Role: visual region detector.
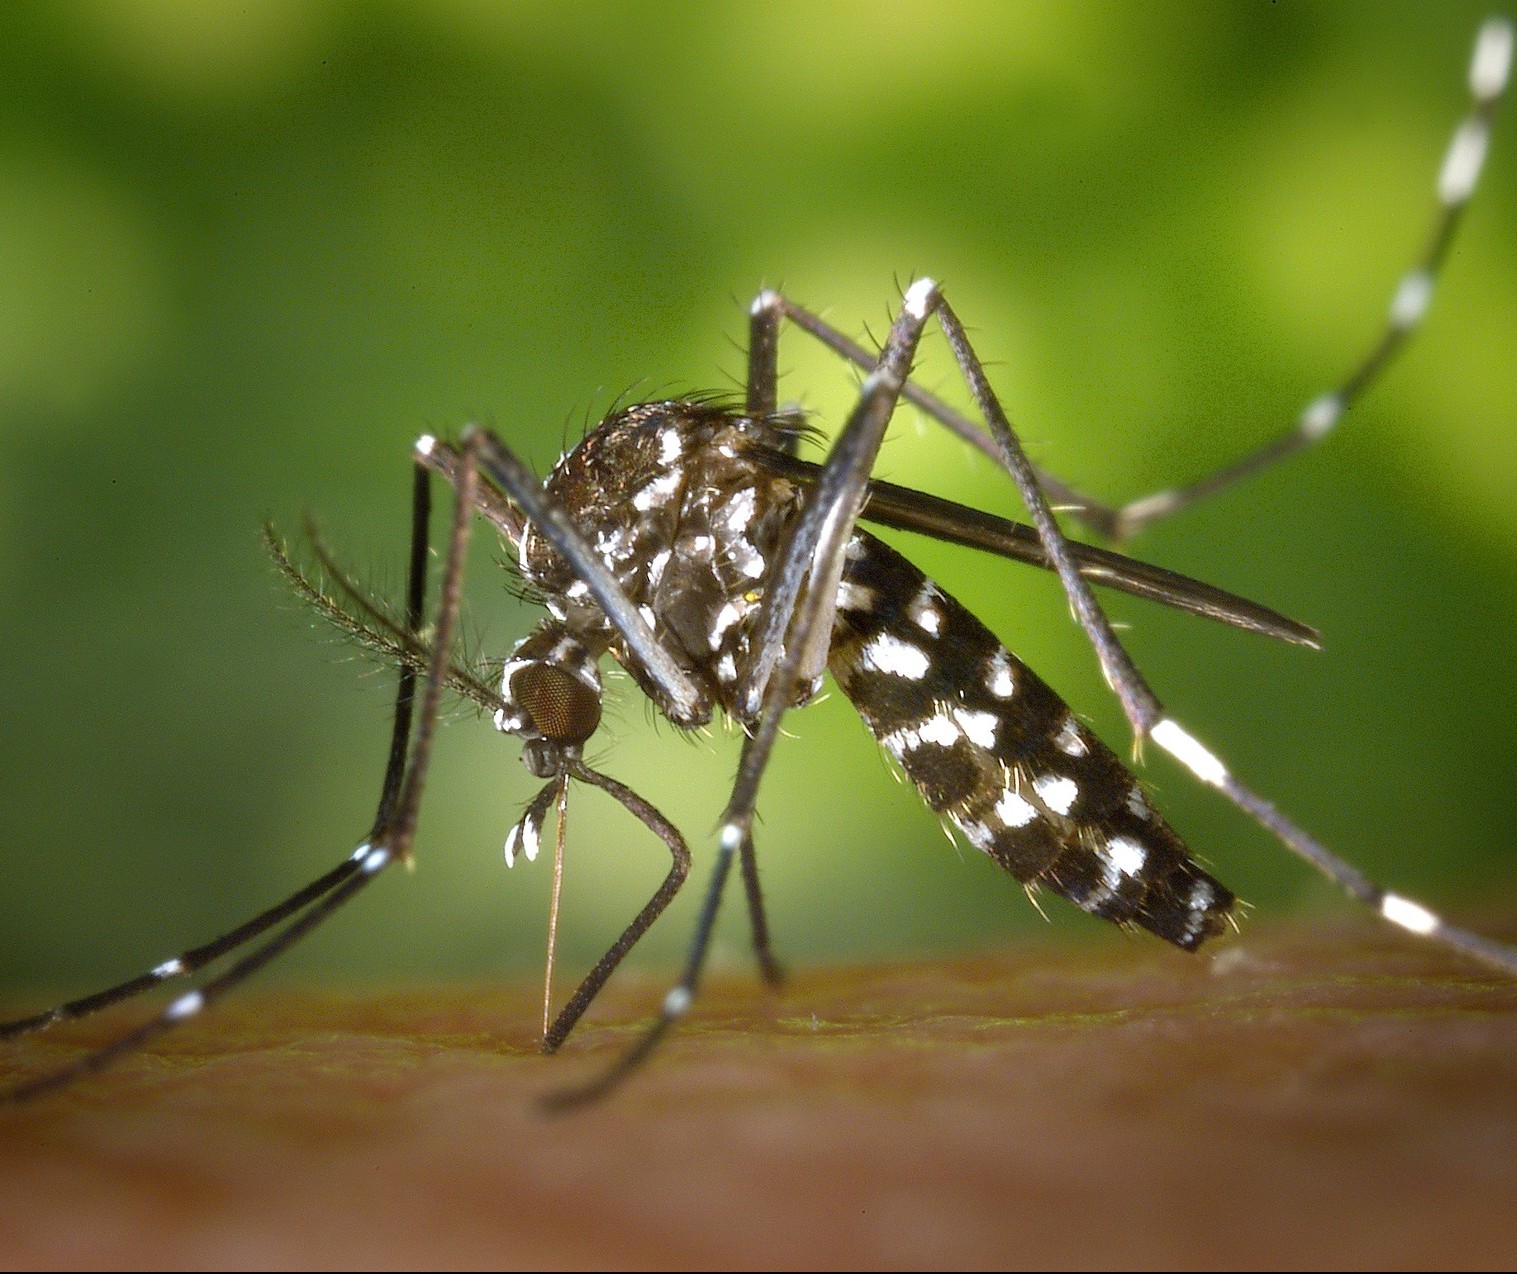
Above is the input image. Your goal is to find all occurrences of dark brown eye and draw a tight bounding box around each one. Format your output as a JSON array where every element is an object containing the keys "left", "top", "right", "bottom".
[{"left": 510, "top": 661, "right": 601, "bottom": 746}]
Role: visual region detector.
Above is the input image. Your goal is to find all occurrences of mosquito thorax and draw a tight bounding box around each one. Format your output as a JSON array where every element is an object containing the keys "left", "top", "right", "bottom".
[{"left": 520, "top": 401, "right": 806, "bottom": 723}]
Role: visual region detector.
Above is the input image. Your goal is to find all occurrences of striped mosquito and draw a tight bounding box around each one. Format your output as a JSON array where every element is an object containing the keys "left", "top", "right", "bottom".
[{"left": 3, "top": 17, "right": 1513, "bottom": 1109}]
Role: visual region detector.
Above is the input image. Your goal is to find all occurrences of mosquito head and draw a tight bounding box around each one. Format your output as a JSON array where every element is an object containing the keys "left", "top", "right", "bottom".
[{"left": 495, "top": 621, "right": 604, "bottom": 777}]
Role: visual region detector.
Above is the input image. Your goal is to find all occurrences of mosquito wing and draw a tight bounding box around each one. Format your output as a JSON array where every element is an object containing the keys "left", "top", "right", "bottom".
[{"left": 756, "top": 448, "right": 1318, "bottom": 648}]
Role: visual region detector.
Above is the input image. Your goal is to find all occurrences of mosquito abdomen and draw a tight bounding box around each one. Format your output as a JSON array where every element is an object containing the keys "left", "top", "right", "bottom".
[{"left": 829, "top": 529, "right": 1234, "bottom": 950}]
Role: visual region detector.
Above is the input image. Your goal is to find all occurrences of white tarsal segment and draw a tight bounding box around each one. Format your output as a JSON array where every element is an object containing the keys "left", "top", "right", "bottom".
[
  {"left": 903, "top": 277, "right": 938, "bottom": 319},
  {"left": 1121, "top": 488, "right": 1179, "bottom": 526},
  {"left": 360, "top": 845, "right": 391, "bottom": 874},
  {"left": 1151, "top": 718, "right": 1229, "bottom": 786},
  {"left": 860, "top": 631, "right": 931, "bottom": 680},
  {"left": 1439, "top": 117, "right": 1490, "bottom": 205},
  {"left": 166, "top": 990, "right": 205, "bottom": 1022},
  {"left": 1033, "top": 773, "right": 1078, "bottom": 816},
  {"left": 1473, "top": 18, "right": 1514, "bottom": 101},
  {"left": 152, "top": 957, "right": 186, "bottom": 979},
  {"left": 1389, "top": 269, "right": 1433, "bottom": 330},
  {"left": 1298, "top": 392, "right": 1344, "bottom": 441},
  {"left": 1381, "top": 892, "right": 1442, "bottom": 936},
  {"left": 663, "top": 986, "right": 693, "bottom": 1018},
  {"left": 414, "top": 433, "right": 437, "bottom": 458}
]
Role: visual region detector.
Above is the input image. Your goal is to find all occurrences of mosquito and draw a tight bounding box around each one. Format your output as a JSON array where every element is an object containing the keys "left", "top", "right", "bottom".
[{"left": 3, "top": 17, "right": 1513, "bottom": 1110}]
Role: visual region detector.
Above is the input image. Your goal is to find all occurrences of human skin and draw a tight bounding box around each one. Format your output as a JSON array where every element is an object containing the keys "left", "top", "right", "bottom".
[{"left": 2, "top": 919, "right": 1515, "bottom": 1269}]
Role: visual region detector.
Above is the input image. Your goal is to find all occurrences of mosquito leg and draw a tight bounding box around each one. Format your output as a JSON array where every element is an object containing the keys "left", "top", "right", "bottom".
[
  {"left": 923, "top": 287, "right": 1517, "bottom": 979},
  {"left": 1152, "top": 721, "right": 1517, "bottom": 977},
  {"left": 376, "top": 461, "right": 433, "bottom": 831},
  {"left": 740, "top": 281, "right": 944, "bottom": 719},
  {"left": 1100, "top": 17, "right": 1513, "bottom": 541},
  {"left": 0, "top": 858, "right": 396, "bottom": 1102},
  {"left": 738, "top": 838, "right": 784, "bottom": 989},
  {"left": 738, "top": 286, "right": 794, "bottom": 989},
  {"left": 928, "top": 293, "right": 1164, "bottom": 738},
  {"left": 0, "top": 857, "right": 364, "bottom": 1044},
  {"left": 540, "top": 816, "right": 735, "bottom": 1113},
  {"left": 0, "top": 462, "right": 453, "bottom": 1100},
  {"left": 540, "top": 763, "right": 691, "bottom": 1054},
  {"left": 543, "top": 283, "right": 945, "bottom": 1108},
  {"left": 764, "top": 21, "right": 1512, "bottom": 545},
  {"left": 746, "top": 287, "right": 782, "bottom": 418}
]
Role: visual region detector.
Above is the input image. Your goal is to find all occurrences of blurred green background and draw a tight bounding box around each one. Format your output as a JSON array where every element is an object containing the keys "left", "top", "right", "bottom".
[{"left": 1, "top": 0, "right": 1514, "bottom": 1004}]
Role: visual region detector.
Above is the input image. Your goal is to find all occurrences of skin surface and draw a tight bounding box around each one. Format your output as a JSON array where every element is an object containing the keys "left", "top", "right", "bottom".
[{"left": 2, "top": 919, "right": 1515, "bottom": 1270}]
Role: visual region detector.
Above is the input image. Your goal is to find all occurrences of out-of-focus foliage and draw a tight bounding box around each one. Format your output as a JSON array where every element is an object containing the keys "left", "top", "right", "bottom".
[{"left": 1, "top": 1, "right": 1513, "bottom": 990}]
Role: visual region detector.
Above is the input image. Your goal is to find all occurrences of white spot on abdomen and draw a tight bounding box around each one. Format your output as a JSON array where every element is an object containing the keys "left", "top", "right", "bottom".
[
  {"left": 985, "top": 650, "right": 1016, "bottom": 699},
  {"left": 1052, "top": 716, "right": 1089, "bottom": 757},
  {"left": 1104, "top": 835, "right": 1147, "bottom": 878},
  {"left": 836, "top": 579, "right": 877, "bottom": 615},
  {"left": 994, "top": 789, "right": 1037, "bottom": 828},
  {"left": 1033, "top": 773, "right": 1078, "bottom": 816},
  {"left": 860, "top": 632, "right": 931, "bottom": 680},
  {"left": 951, "top": 706, "right": 998, "bottom": 751},
  {"left": 907, "top": 581, "right": 944, "bottom": 635}
]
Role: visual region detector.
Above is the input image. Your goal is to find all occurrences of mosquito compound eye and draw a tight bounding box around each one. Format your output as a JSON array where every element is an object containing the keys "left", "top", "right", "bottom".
[{"left": 509, "top": 660, "right": 601, "bottom": 746}]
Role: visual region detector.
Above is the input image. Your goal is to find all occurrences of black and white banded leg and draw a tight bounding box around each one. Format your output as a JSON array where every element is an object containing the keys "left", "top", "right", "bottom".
[
  {"left": 0, "top": 410, "right": 701, "bottom": 1098},
  {"left": 759, "top": 18, "right": 1513, "bottom": 545},
  {"left": 0, "top": 449, "right": 480, "bottom": 1102}
]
